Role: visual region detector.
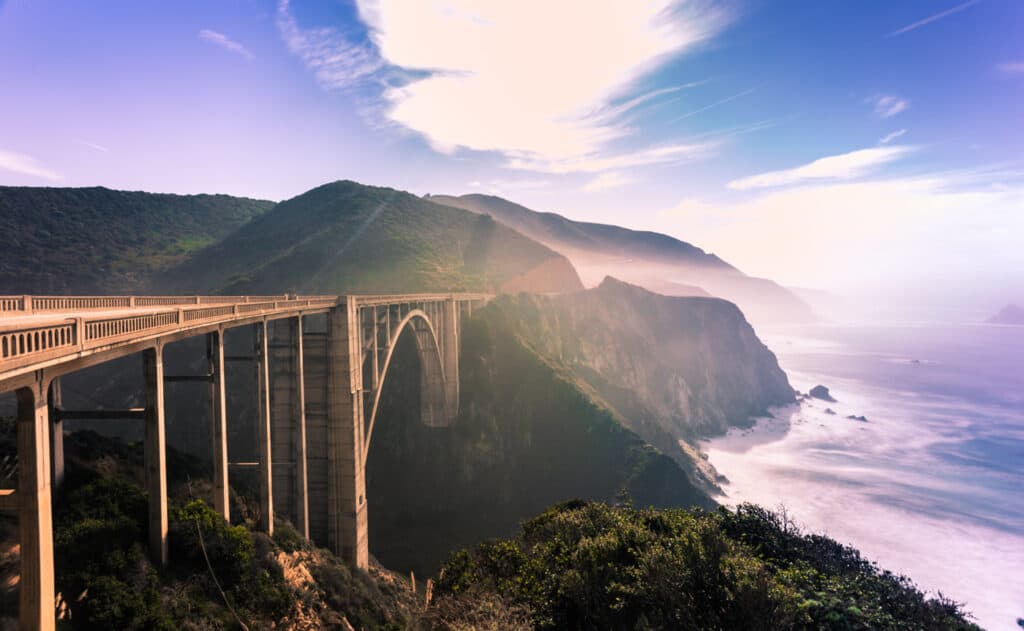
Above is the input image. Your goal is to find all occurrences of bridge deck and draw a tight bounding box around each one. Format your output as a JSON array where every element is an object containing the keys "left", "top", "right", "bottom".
[{"left": 0, "top": 293, "right": 490, "bottom": 391}]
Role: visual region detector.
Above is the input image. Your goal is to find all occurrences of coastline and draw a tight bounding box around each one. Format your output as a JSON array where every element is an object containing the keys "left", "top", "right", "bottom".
[{"left": 702, "top": 323, "right": 1024, "bottom": 630}]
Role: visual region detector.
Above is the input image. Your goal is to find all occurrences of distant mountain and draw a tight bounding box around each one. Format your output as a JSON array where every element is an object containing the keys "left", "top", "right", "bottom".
[
  {"left": 164, "top": 181, "right": 583, "bottom": 295},
  {"left": 987, "top": 303, "right": 1024, "bottom": 325},
  {"left": 0, "top": 185, "right": 273, "bottom": 293},
  {"left": 428, "top": 193, "right": 816, "bottom": 325}
]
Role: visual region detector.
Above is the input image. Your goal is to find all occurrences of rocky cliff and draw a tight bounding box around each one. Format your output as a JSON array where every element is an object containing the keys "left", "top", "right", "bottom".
[{"left": 492, "top": 277, "right": 794, "bottom": 458}]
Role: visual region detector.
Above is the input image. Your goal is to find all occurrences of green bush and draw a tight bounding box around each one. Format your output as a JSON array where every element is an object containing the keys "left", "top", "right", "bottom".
[
  {"left": 434, "top": 501, "right": 980, "bottom": 631},
  {"left": 168, "top": 499, "right": 295, "bottom": 620}
]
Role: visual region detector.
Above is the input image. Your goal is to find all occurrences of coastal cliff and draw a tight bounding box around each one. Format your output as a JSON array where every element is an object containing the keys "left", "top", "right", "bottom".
[{"left": 494, "top": 278, "right": 794, "bottom": 447}]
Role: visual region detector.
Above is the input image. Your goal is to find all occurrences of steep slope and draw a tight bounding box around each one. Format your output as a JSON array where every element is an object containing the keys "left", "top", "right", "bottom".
[
  {"left": 490, "top": 278, "right": 794, "bottom": 470},
  {"left": 366, "top": 301, "right": 713, "bottom": 576},
  {"left": 164, "top": 181, "right": 583, "bottom": 295},
  {"left": 0, "top": 186, "right": 273, "bottom": 293},
  {"left": 429, "top": 193, "right": 816, "bottom": 324}
]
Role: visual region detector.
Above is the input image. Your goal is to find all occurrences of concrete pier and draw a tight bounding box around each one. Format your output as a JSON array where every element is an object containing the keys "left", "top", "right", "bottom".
[
  {"left": 143, "top": 346, "right": 168, "bottom": 566},
  {"left": 17, "top": 382, "right": 55, "bottom": 631}
]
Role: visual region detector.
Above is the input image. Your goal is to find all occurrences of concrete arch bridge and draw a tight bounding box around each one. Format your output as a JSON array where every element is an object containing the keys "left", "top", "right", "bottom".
[{"left": 0, "top": 293, "right": 489, "bottom": 630}]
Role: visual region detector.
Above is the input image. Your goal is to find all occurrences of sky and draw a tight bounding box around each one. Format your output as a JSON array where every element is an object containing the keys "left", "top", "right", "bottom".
[{"left": 0, "top": 0, "right": 1022, "bottom": 302}]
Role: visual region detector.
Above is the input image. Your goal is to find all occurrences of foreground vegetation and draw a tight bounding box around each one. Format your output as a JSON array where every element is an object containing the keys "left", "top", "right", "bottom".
[
  {"left": 0, "top": 421, "right": 980, "bottom": 629},
  {"left": 431, "top": 500, "right": 980, "bottom": 630}
]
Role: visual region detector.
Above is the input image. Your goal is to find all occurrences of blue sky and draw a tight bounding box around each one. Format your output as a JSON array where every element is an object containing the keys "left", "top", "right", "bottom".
[{"left": 0, "top": 0, "right": 1022, "bottom": 299}]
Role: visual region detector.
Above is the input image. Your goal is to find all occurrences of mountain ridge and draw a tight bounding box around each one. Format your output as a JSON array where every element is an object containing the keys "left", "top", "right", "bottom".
[{"left": 428, "top": 192, "right": 817, "bottom": 324}]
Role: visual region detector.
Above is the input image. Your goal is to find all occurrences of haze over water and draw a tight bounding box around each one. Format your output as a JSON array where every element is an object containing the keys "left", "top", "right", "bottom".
[{"left": 704, "top": 322, "right": 1024, "bottom": 630}]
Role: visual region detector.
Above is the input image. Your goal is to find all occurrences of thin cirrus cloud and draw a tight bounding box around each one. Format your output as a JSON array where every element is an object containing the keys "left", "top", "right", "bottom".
[
  {"left": 867, "top": 95, "right": 910, "bottom": 118},
  {"left": 885, "top": 0, "right": 981, "bottom": 38},
  {"left": 198, "top": 29, "right": 254, "bottom": 59},
  {"left": 879, "top": 129, "right": 907, "bottom": 145},
  {"left": 279, "top": 0, "right": 732, "bottom": 175},
  {"left": 0, "top": 149, "right": 62, "bottom": 181},
  {"left": 276, "top": 1, "right": 380, "bottom": 89},
  {"left": 727, "top": 145, "right": 912, "bottom": 190},
  {"left": 75, "top": 139, "right": 110, "bottom": 153},
  {"left": 505, "top": 141, "right": 718, "bottom": 175}
]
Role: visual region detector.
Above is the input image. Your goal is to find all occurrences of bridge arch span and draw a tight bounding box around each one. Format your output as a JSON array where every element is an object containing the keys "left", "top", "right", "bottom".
[{"left": 363, "top": 308, "right": 450, "bottom": 457}]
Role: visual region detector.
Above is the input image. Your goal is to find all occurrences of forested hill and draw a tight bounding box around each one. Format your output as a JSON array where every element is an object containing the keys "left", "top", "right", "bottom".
[
  {"left": 159, "top": 180, "right": 583, "bottom": 295},
  {"left": 0, "top": 181, "right": 584, "bottom": 296},
  {"left": 0, "top": 186, "right": 273, "bottom": 293}
]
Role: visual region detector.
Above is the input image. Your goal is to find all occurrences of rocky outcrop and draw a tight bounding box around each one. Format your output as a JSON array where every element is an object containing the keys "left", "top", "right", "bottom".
[{"left": 809, "top": 385, "right": 836, "bottom": 401}]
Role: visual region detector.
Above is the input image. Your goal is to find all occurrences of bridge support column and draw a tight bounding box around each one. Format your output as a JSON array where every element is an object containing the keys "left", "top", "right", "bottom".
[
  {"left": 293, "top": 317, "right": 310, "bottom": 538},
  {"left": 255, "top": 322, "right": 274, "bottom": 534},
  {"left": 442, "top": 297, "right": 459, "bottom": 420},
  {"left": 269, "top": 317, "right": 309, "bottom": 537},
  {"left": 143, "top": 346, "right": 168, "bottom": 567},
  {"left": 48, "top": 377, "right": 64, "bottom": 492},
  {"left": 327, "top": 298, "right": 368, "bottom": 570},
  {"left": 17, "top": 381, "right": 55, "bottom": 631},
  {"left": 208, "top": 331, "right": 230, "bottom": 522}
]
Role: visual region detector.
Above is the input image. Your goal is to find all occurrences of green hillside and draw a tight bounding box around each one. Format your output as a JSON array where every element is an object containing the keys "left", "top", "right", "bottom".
[
  {"left": 0, "top": 186, "right": 273, "bottom": 294},
  {"left": 162, "top": 180, "right": 583, "bottom": 295}
]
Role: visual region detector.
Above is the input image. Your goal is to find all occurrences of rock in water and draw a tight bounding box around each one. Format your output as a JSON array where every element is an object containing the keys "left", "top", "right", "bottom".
[{"left": 809, "top": 385, "right": 836, "bottom": 402}]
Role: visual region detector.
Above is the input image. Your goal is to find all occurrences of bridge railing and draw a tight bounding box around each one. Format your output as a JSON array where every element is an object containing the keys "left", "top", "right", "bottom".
[
  {"left": 0, "top": 295, "right": 300, "bottom": 313},
  {"left": 0, "top": 296, "right": 339, "bottom": 376},
  {"left": 352, "top": 293, "right": 492, "bottom": 307}
]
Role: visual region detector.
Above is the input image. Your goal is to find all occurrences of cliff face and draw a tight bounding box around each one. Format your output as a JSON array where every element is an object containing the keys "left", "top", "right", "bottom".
[
  {"left": 496, "top": 278, "right": 794, "bottom": 444},
  {"left": 366, "top": 303, "right": 711, "bottom": 576}
]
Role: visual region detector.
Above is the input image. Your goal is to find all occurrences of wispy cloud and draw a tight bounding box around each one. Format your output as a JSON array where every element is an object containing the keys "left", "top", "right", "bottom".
[
  {"left": 276, "top": 0, "right": 381, "bottom": 89},
  {"left": 581, "top": 171, "right": 634, "bottom": 193},
  {"left": 198, "top": 29, "right": 254, "bottom": 60},
  {"left": 507, "top": 142, "right": 718, "bottom": 174},
  {"left": 885, "top": 0, "right": 981, "bottom": 37},
  {"left": 280, "top": 1, "right": 733, "bottom": 173},
  {"left": 879, "top": 129, "right": 907, "bottom": 145},
  {"left": 669, "top": 87, "right": 757, "bottom": 123},
  {"left": 75, "top": 139, "right": 109, "bottom": 152},
  {"left": 0, "top": 149, "right": 62, "bottom": 181},
  {"left": 465, "top": 178, "right": 553, "bottom": 195},
  {"left": 867, "top": 95, "right": 910, "bottom": 118},
  {"left": 995, "top": 62, "right": 1024, "bottom": 75},
  {"left": 727, "top": 145, "right": 912, "bottom": 190}
]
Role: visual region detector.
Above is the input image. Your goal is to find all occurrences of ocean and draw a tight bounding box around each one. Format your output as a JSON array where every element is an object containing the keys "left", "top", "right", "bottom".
[{"left": 703, "top": 322, "right": 1024, "bottom": 630}]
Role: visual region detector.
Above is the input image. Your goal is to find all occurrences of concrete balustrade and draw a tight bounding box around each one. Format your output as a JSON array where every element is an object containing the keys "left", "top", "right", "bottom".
[{"left": 0, "top": 293, "right": 490, "bottom": 629}]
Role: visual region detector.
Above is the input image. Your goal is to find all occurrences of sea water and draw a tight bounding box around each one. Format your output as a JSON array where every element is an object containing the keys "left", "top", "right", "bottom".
[{"left": 703, "top": 322, "right": 1024, "bottom": 630}]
